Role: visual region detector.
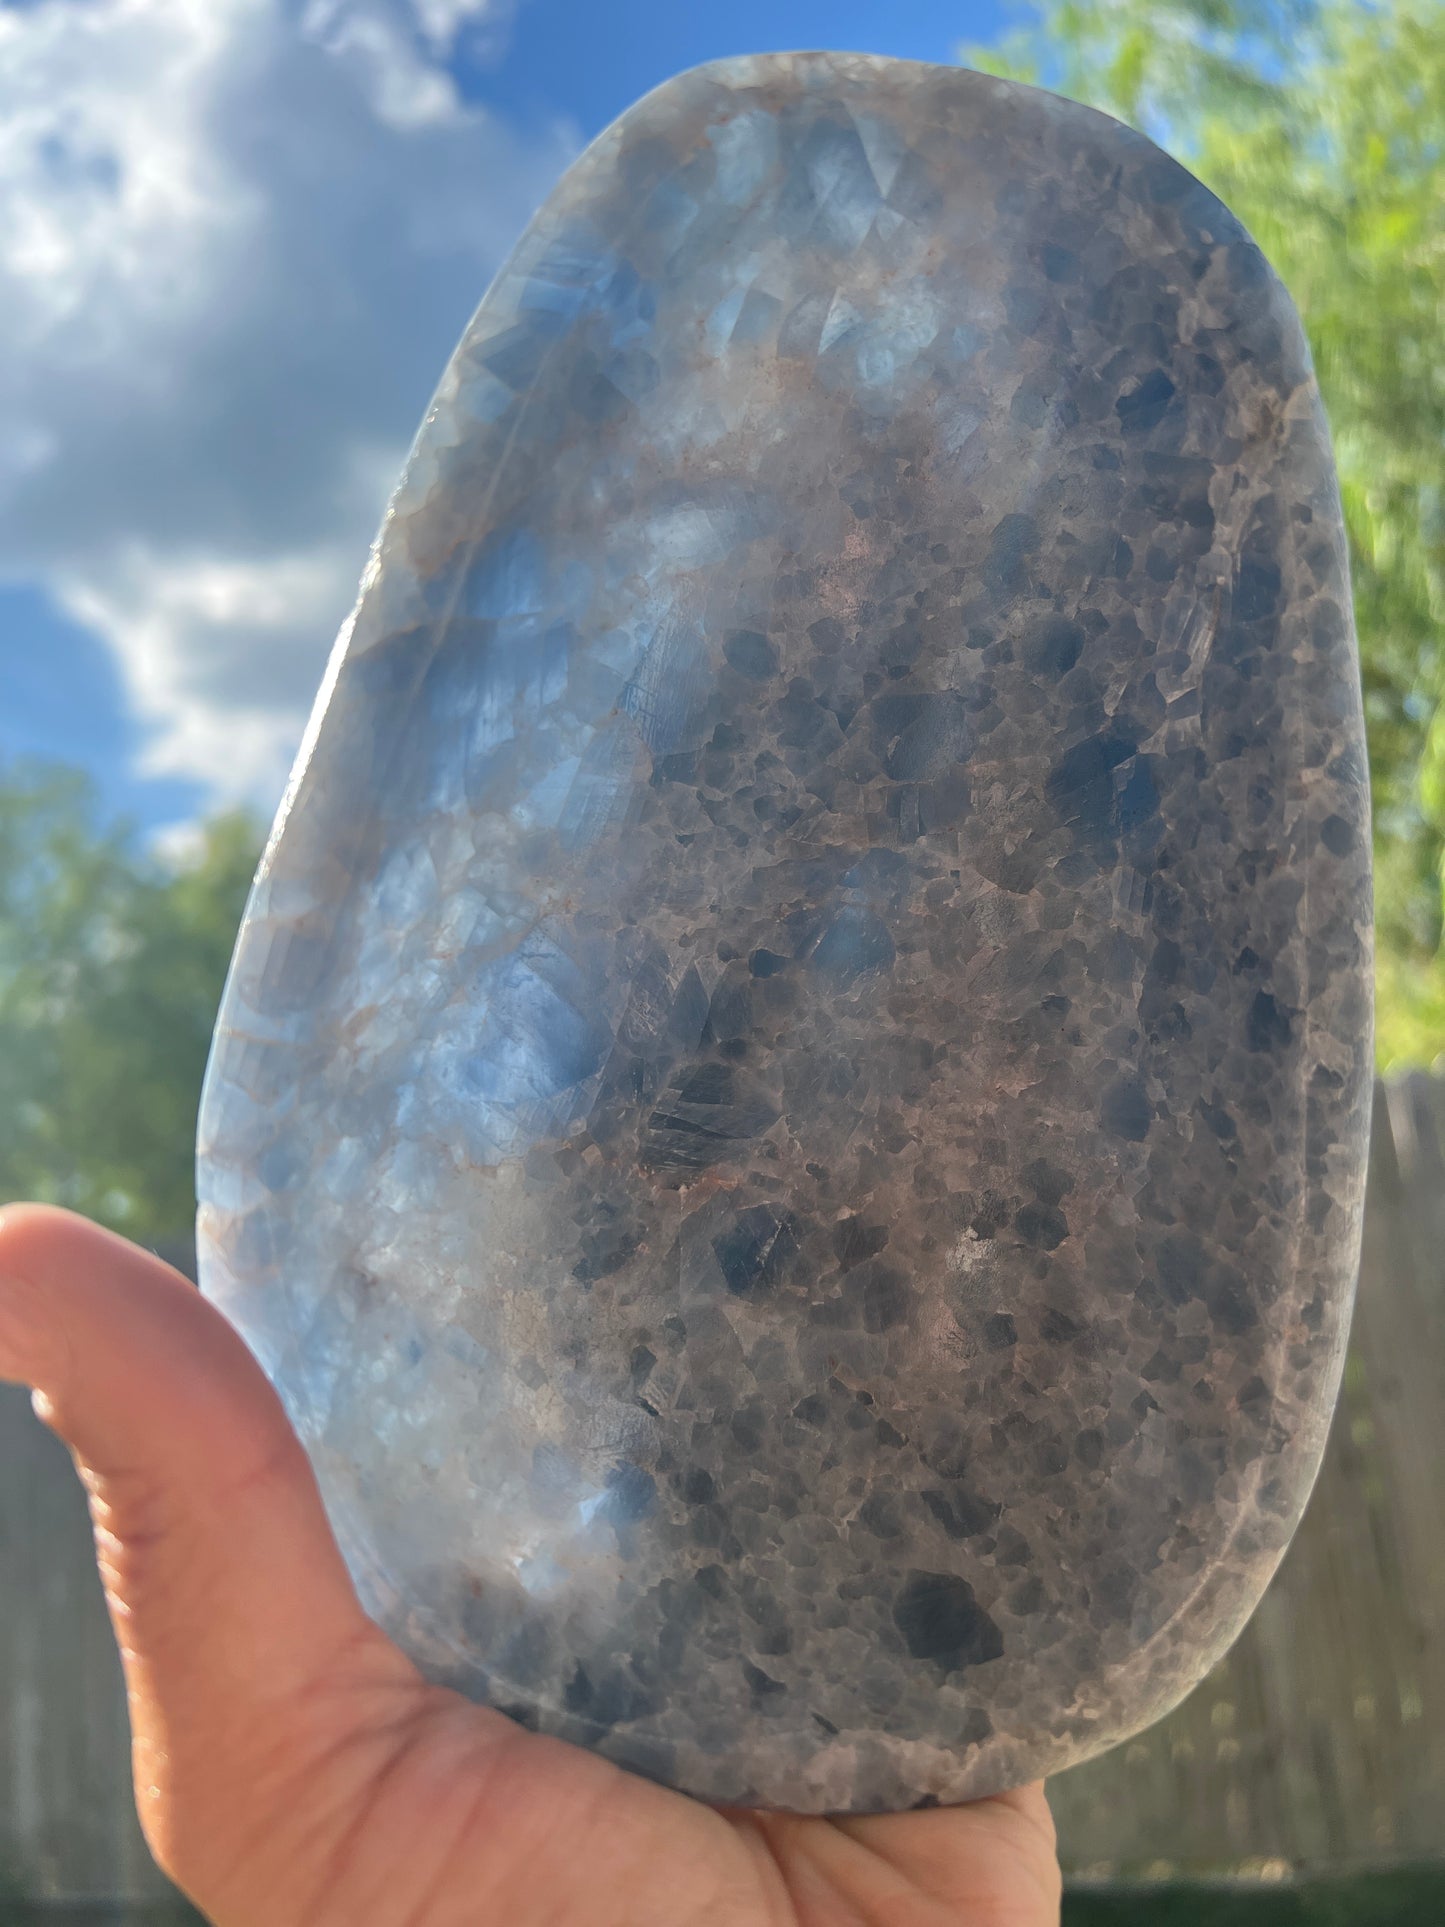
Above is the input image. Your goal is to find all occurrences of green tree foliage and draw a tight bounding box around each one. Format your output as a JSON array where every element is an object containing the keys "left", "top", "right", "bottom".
[
  {"left": 965, "top": 0, "right": 1445, "bottom": 1067},
  {"left": 0, "top": 764, "right": 260, "bottom": 1245}
]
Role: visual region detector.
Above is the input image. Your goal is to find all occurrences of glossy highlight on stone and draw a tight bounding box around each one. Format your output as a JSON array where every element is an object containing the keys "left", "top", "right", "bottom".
[{"left": 197, "top": 52, "right": 1374, "bottom": 1811}]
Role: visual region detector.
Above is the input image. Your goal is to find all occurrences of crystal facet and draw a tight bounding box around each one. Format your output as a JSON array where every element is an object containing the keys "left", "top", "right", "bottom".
[{"left": 198, "top": 52, "right": 1373, "bottom": 1811}]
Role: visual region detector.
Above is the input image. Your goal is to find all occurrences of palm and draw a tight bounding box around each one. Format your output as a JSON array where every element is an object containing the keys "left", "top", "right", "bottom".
[
  {"left": 219, "top": 1679, "right": 1058, "bottom": 1926},
  {"left": 231, "top": 1678, "right": 1058, "bottom": 1925},
  {"left": 0, "top": 1206, "right": 1060, "bottom": 1927}
]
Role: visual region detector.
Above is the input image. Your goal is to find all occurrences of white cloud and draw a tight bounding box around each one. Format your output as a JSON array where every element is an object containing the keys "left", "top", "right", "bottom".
[
  {"left": 404, "top": 0, "right": 516, "bottom": 59},
  {"left": 0, "top": 0, "right": 576, "bottom": 816},
  {"left": 60, "top": 540, "right": 367, "bottom": 797}
]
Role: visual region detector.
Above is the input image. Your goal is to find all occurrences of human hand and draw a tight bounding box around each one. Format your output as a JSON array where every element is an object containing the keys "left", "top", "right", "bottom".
[{"left": 0, "top": 1204, "right": 1061, "bottom": 1926}]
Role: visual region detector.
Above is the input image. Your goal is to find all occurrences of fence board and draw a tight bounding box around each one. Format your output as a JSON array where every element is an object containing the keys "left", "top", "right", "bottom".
[{"left": 2, "top": 1079, "right": 1442, "bottom": 1898}]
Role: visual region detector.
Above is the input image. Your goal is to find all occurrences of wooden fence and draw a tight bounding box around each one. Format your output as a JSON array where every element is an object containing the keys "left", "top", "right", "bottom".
[{"left": 2, "top": 1078, "right": 1442, "bottom": 1903}]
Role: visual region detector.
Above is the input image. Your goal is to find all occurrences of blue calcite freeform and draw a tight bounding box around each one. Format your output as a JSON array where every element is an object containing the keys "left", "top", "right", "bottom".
[{"left": 197, "top": 52, "right": 1374, "bottom": 1811}]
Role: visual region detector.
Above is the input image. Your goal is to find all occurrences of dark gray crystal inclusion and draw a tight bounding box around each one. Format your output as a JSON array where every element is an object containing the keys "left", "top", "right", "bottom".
[{"left": 198, "top": 52, "right": 1373, "bottom": 1811}]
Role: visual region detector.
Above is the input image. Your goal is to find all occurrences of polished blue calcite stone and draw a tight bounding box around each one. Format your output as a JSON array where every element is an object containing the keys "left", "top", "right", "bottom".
[{"left": 197, "top": 52, "right": 1373, "bottom": 1811}]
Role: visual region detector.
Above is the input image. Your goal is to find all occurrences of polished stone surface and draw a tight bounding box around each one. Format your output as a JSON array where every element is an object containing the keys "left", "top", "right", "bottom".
[{"left": 197, "top": 52, "right": 1374, "bottom": 1811}]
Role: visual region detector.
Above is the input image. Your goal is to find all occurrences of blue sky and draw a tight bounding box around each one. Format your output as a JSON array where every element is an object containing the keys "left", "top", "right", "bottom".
[
  {"left": 0, "top": 0, "right": 1012, "bottom": 845},
  {"left": 461, "top": 3, "right": 1009, "bottom": 134}
]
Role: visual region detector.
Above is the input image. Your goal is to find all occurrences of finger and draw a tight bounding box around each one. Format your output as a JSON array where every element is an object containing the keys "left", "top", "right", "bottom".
[
  {"left": 0, "top": 1205, "right": 419, "bottom": 1873},
  {"left": 737, "top": 1783, "right": 1062, "bottom": 1927},
  {"left": 844, "top": 1782, "right": 1061, "bottom": 1921}
]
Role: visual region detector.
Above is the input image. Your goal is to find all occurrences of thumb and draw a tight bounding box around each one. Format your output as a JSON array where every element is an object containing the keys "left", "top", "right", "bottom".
[{"left": 0, "top": 1204, "right": 421, "bottom": 1895}]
